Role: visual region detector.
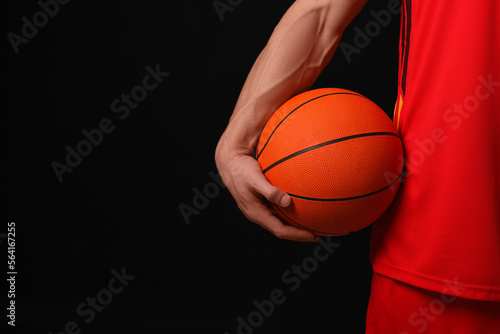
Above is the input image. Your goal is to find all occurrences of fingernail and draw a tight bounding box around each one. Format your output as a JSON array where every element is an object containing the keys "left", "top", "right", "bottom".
[{"left": 280, "top": 194, "right": 291, "bottom": 207}]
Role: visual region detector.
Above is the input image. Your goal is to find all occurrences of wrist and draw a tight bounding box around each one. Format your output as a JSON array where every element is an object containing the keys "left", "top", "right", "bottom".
[
  {"left": 219, "top": 115, "right": 263, "bottom": 153},
  {"left": 215, "top": 127, "right": 256, "bottom": 165}
]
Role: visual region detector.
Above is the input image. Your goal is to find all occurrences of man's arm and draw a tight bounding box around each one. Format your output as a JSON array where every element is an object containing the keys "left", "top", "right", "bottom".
[{"left": 215, "top": 0, "right": 368, "bottom": 242}]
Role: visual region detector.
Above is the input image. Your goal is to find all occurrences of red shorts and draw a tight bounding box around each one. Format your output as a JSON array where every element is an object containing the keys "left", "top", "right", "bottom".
[{"left": 366, "top": 273, "right": 500, "bottom": 334}]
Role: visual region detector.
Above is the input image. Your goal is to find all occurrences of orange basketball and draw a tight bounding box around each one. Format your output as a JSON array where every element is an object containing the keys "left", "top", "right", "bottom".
[{"left": 256, "top": 88, "right": 404, "bottom": 236}]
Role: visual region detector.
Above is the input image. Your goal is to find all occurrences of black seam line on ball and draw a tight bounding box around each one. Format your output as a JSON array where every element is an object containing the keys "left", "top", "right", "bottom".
[
  {"left": 262, "top": 132, "right": 401, "bottom": 174},
  {"left": 287, "top": 170, "right": 403, "bottom": 202},
  {"left": 256, "top": 92, "right": 367, "bottom": 160},
  {"left": 273, "top": 204, "right": 351, "bottom": 236}
]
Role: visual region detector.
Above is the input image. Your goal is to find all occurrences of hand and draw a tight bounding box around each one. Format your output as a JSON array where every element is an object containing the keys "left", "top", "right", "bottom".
[{"left": 215, "top": 142, "right": 319, "bottom": 243}]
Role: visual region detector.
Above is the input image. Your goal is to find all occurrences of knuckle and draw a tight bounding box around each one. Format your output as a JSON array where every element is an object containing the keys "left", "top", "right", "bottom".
[
  {"left": 262, "top": 187, "right": 279, "bottom": 203},
  {"left": 265, "top": 189, "right": 279, "bottom": 202},
  {"left": 238, "top": 207, "right": 252, "bottom": 220},
  {"left": 273, "top": 231, "right": 286, "bottom": 240},
  {"left": 272, "top": 226, "right": 287, "bottom": 240},
  {"left": 241, "top": 207, "right": 258, "bottom": 223},
  {"left": 245, "top": 212, "right": 257, "bottom": 223}
]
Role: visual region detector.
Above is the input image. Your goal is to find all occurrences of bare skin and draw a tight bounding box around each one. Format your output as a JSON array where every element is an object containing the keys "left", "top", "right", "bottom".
[{"left": 215, "top": 0, "right": 368, "bottom": 242}]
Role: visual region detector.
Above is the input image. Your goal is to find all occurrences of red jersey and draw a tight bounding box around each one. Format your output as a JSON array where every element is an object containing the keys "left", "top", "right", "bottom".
[{"left": 370, "top": 0, "right": 500, "bottom": 301}]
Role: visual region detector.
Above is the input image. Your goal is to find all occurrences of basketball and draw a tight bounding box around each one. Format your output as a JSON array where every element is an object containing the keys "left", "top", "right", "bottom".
[{"left": 256, "top": 88, "right": 404, "bottom": 235}]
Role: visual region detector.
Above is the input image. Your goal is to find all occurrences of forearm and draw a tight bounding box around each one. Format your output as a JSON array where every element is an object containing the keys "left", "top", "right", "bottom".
[{"left": 218, "top": 0, "right": 367, "bottom": 156}]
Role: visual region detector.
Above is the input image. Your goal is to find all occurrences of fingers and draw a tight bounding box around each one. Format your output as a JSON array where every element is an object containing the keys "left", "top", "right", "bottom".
[
  {"left": 244, "top": 163, "right": 318, "bottom": 242},
  {"left": 239, "top": 199, "right": 318, "bottom": 243},
  {"left": 258, "top": 212, "right": 319, "bottom": 242},
  {"left": 221, "top": 154, "right": 319, "bottom": 242}
]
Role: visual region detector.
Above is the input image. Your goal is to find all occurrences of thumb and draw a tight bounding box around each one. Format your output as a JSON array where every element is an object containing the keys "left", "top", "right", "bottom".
[
  {"left": 250, "top": 166, "right": 291, "bottom": 207},
  {"left": 260, "top": 181, "right": 291, "bottom": 207},
  {"left": 276, "top": 190, "right": 291, "bottom": 207}
]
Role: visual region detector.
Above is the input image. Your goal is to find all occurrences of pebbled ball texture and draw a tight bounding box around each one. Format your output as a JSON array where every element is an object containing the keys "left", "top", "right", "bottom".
[{"left": 257, "top": 88, "right": 404, "bottom": 235}]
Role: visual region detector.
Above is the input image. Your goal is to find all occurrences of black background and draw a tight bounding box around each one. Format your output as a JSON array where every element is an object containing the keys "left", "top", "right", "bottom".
[{"left": 2, "top": 0, "right": 399, "bottom": 333}]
